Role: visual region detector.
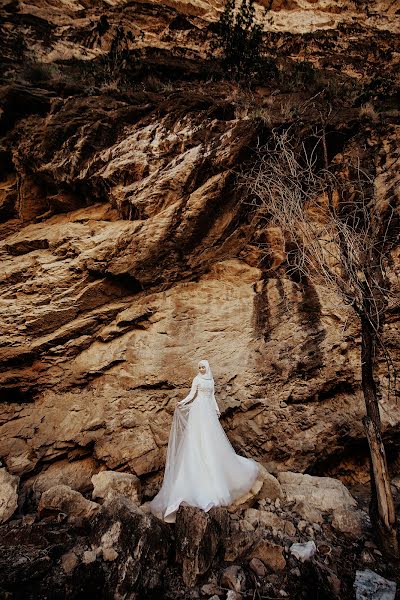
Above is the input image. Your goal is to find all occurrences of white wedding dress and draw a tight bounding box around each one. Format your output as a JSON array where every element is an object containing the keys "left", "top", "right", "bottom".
[{"left": 149, "top": 361, "right": 259, "bottom": 523}]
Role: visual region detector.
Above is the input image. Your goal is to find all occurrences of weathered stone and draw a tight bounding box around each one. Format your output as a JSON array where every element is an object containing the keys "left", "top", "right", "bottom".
[
  {"left": 0, "top": 12, "right": 398, "bottom": 600},
  {"left": 176, "top": 505, "right": 229, "bottom": 587},
  {"left": 89, "top": 495, "right": 172, "bottom": 596},
  {"left": 226, "top": 592, "right": 242, "bottom": 600},
  {"left": 26, "top": 458, "right": 103, "bottom": 502},
  {"left": 247, "top": 540, "right": 286, "bottom": 572},
  {"left": 332, "top": 508, "right": 365, "bottom": 537},
  {"left": 61, "top": 551, "right": 78, "bottom": 574},
  {"left": 91, "top": 470, "right": 141, "bottom": 505},
  {"left": 0, "top": 467, "right": 19, "bottom": 524},
  {"left": 244, "top": 508, "right": 286, "bottom": 532},
  {"left": 249, "top": 557, "right": 267, "bottom": 577},
  {"left": 200, "top": 583, "right": 221, "bottom": 596},
  {"left": 328, "top": 574, "right": 342, "bottom": 596},
  {"left": 278, "top": 473, "right": 357, "bottom": 512},
  {"left": 297, "top": 520, "right": 307, "bottom": 532},
  {"left": 284, "top": 521, "right": 297, "bottom": 537},
  {"left": 224, "top": 530, "right": 258, "bottom": 562},
  {"left": 255, "top": 464, "right": 283, "bottom": 501},
  {"left": 220, "top": 565, "right": 246, "bottom": 592},
  {"left": 99, "top": 521, "right": 122, "bottom": 549},
  {"left": 22, "top": 514, "right": 36, "bottom": 526},
  {"left": 102, "top": 547, "right": 118, "bottom": 561},
  {"left": 293, "top": 500, "right": 324, "bottom": 524},
  {"left": 231, "top": 463, "right": 283, "bottom": 511},
  {"left": 82, "top": 550, "right": 97, "bottom": 564},
  {"left": 354, "top": 569, "right": 396, "bottom": 600},
  {"left": 0, "top": 0, "right": 399, "bottom": 551},
  {"left": 240, "top": 519, "right": 255, "bottom": 532},
  {"left": 38, "top": 485, "right": 100, "bottom": 522}
]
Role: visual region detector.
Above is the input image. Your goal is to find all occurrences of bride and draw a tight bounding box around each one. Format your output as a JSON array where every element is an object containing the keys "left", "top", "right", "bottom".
[{"left": 149, "top": 360, "right": 260, "bottom": 523}]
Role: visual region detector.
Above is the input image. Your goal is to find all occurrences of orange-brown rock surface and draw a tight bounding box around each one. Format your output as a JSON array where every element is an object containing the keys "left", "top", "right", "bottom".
[{"left": 0, "top": 0, "right": 399, "bottom": 508}]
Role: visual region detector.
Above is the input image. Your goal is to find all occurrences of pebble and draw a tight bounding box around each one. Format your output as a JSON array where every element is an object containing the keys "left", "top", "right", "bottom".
[
  {"left": 249, "top": 558, "right": 267, "bottom": 578},
  {"left": 22, "top": 514, "right": 36, "bottom": 526},
  {"left": 297, "top": 520, "right": 307, "bottom": 532},
  {"left": 102, "top": 548, "right": 118, "bottom": 561},
  {"left": 291, "top": 568, "right": 301, "bottom": 577},
  {"left": 360, "top": 550, "right": 375, "bottom": 564},
  {"left": 284, "top": 521, "right": 296, "bottom": 537},
  {"left": 305, "top": 526, "right": 315, "bottom": 538},
  {"left": 82, "top": 550, "right": 97, "bottom": 564},
  {"left": 61, "top": 551, "right": 78, "bottom": 573},
  {"left": 226, "top": 592, "right": 242, "bottom": 600},
  {"left": 221, "top": 565, "right": 246, "bottom": 593}
]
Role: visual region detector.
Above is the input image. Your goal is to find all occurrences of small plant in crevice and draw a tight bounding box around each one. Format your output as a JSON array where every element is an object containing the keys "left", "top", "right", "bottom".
[
  {"left": 98, "top": 24, "right": 138, "bottom": 88},
  {"left": 79, "top": 19, "right": 141, "bottom": 91}
]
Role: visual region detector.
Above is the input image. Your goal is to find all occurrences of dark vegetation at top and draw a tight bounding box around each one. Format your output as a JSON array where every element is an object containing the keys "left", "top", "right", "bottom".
[{"left": 0, "top": 0, "right": 398, "bottom": 122}]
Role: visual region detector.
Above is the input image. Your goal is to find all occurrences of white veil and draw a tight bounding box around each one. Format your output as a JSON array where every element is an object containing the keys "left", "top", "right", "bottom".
[
  {"left": 149, "top": 362, "right": 208, "bottom": 520},
  {"left": 149, "top": 399, "right": 190, "bottom": 520}
]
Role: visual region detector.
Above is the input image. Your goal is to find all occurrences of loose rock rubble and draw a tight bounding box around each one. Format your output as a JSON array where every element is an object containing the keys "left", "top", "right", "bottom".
[{"left": 1, "top": 466, "right": 398, "bottom": 599}]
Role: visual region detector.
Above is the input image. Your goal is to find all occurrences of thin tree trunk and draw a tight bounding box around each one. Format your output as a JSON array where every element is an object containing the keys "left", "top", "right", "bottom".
[{"left": 361, "top": 314, "right": 398, "bottom": 557}]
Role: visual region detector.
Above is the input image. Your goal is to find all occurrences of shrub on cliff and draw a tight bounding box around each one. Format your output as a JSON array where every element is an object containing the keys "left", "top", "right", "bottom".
[{"left": 212, "top": 0, "right": 272, "bottom": 81}]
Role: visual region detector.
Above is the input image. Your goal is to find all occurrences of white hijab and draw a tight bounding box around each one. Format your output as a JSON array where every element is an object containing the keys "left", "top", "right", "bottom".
[{"left": 198, "top": 359, "right": 213, "bottom": 380}]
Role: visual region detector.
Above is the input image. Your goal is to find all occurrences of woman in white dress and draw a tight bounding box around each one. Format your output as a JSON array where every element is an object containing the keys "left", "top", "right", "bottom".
[{"left": 149, "top": 359, "right": 260, "bottom": 523}]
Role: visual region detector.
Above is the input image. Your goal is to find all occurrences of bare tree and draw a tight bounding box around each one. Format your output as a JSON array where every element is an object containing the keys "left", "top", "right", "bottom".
[{"left": 243, "top": 127, "right": 399, "bottom": 556}]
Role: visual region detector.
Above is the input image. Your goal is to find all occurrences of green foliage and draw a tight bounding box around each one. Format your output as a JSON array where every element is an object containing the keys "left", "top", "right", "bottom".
[{"left": 213, "top": 0, "right": 266, "bottom": 80}]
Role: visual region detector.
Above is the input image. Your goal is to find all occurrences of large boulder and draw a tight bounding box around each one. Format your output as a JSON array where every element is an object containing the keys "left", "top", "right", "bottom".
[
  {"left": 0, "top": 467, "right": 19, "bottom": 523},
  {"left": 278, "top": 472, "right": 357, "bottom": 512},
  {"left": 38, "top": 485, "right": 100, "bottom": 522},
  {"left": 88, "top": 495, "right": 172, "bottom": 597},
  {"left": 91, "top": 470, "right": 141, "bottom": 505},
  {"left": 176, "top": 505, "right": 229, "bottom": 587},
  {"left": 25, "top": 458, "right": 103, "bottom": 503},
  {"left": 354, "top": 569, "right": 396, "bottom": 600}
]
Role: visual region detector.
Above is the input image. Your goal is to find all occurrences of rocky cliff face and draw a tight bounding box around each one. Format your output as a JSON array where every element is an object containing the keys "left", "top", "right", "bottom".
[{"left": 0, "top": 0, "right": 399, "bottom": 507}]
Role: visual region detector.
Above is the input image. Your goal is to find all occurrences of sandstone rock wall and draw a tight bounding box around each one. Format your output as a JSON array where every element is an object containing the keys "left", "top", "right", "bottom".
[{"left": 0, "top": 0, "right": 399, "bottom": 498}]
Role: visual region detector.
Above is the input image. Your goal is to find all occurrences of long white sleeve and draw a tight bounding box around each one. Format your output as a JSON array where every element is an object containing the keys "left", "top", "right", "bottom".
[{"left": 179, "top": 376, "right": 199, "bottom": 405}]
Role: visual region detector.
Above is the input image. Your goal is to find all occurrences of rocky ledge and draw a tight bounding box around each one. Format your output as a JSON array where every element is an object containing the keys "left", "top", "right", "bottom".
[{"left": 1, "top": 463, "right": 398, "bottom": 599}]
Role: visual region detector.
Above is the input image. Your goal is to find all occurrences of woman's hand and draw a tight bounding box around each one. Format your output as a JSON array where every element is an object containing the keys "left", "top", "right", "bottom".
[{"left": 216, "top": 409, "right": 221, "bottom": 418}]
